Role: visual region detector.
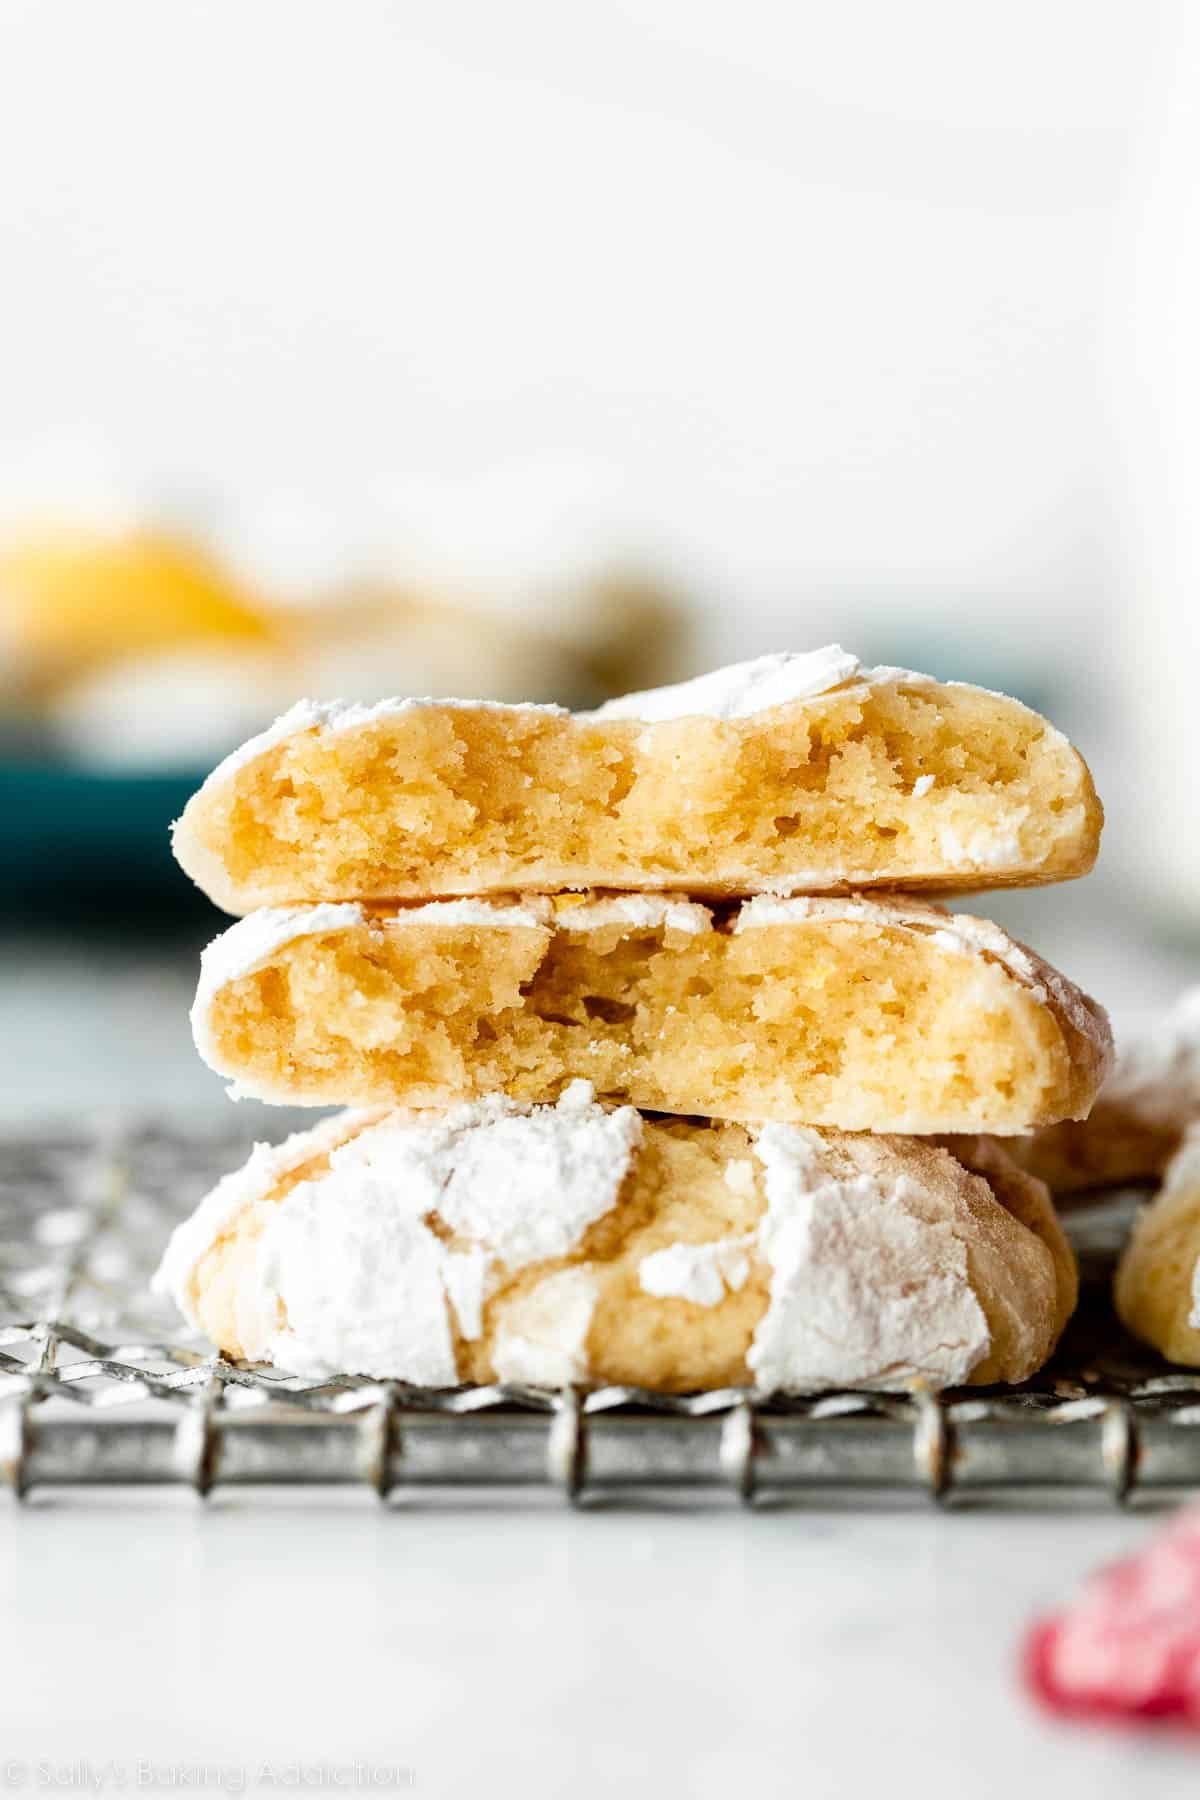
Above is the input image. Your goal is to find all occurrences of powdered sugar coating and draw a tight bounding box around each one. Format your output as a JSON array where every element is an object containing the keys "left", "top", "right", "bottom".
[
  {"left": 257, "top": 1167, "right": 461, "bottom": 1382},
  {"left": 157, "top": 1085, "right": 640, "bottom": 1383},
  {"left": 746, "top": 1125, "right": 990, "bottom": 1391},
  {"left": 637, "top": 1125, "right": 995, "bottom": 1385},
  {"left": 554, "top": 895, "right": 712, "bottom": 936},
  {"left": 151, "top": 1109, "right": 378, "bottom": 1328},
  {"left": 638, "top": 1238, "right": 753, "bottom": 1307},
  {"left": 587, "top": 646, "right": 931, "bottom": 724},
  {"left": 386, "top": 897, "right": 554, "bottom": 930},
  {"left": 938, "top": 822, "right": 1028, "bottom": 871},
  {"left": 424, "top": 1080, "right": 643, "bottom": 1267},
  {"left": 158, "top": 1103, "right": 1055, "bottom": 1391}
]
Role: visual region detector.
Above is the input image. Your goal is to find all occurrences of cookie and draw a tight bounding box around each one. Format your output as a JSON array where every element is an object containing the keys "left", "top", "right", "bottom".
[
  {"left": 1009, "top": 988, "right": 1200, "bottom": 1194},
  {"left": 1114, "top": 1130, "right": 1200, "bottom": 1364},
  {"left": 171, "top": 647, "right": 1102, "bottom": 912},
  {"left": 189, "top": 892, "right": 1111, "bottom": 1132},
  {"left": 154, "top": 1085, "right": 1076, "bottom": 1392}
]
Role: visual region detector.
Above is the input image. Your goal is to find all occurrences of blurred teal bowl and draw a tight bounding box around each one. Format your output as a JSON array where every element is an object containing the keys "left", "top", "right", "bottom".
[{"left": 0, "top": 759, "right": 214, "bottom": 921}]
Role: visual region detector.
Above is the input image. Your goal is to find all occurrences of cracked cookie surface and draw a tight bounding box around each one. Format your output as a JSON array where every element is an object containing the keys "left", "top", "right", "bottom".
[{"left": 156, "top": 1089, "right": 1076, "bottom": 1392}]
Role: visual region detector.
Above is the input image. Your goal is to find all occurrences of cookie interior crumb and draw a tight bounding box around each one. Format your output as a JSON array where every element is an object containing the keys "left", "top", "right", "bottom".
[
  {"left": 202, "top": 906, "right": 1103, "bottom": 1130},
  {"left": 176, "top": 682, "right": 1101, "bottom": 910}
]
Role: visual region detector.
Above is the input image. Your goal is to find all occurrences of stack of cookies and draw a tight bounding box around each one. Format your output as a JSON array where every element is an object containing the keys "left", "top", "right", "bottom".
[{"left": 157, "top": 647, "right": 1111, "bottom": 1394}]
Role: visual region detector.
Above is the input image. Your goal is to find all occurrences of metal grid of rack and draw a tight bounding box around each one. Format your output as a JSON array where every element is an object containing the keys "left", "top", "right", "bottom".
[{"left": 2, "top": 1120, "right": 1198, "bottom": 1505}]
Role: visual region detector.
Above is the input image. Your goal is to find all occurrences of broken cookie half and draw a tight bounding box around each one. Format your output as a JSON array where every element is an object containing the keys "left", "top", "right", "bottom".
[
  {"left": 189, "top": 892, "right": 1112, "bottom": 1133},
  {"left": 171, "top": 647, "right": 1102, "bottom": 913}
]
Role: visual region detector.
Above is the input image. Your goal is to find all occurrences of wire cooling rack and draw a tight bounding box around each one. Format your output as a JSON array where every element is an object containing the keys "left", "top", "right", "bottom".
[{"left": 2, "top": 1118, "right": 1198, "bottom": 1506}]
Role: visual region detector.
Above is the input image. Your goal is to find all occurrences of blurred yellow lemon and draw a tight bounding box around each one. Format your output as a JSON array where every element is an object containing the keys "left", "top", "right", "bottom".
[{"left": 0, "top": 528, "right": 275, "bottom": 694}]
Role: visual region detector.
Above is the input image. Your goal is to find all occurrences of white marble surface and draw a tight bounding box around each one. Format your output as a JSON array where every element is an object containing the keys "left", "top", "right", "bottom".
[{"left": 1, "top": 1498, "right": 1197, "bottom": 1797}]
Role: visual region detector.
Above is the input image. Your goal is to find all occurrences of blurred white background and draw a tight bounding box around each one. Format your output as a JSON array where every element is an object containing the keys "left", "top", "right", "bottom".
[
  {"left": 1, "top": 0, "right": 1198, "bottom": 1115},
  {"left": 0, "top": 0, "right": 1172, "bottom": 650}
]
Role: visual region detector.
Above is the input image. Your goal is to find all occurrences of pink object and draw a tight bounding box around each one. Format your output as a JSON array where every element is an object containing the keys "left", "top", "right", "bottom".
[{"left": 1027, "top": 1506, "right": 1200, "bottom": 1727}]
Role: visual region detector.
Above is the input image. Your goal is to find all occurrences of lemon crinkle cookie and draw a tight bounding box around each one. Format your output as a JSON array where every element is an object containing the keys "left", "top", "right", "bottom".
[
  {"left": 171, "top": 646, "right": 1102, "bottom": 911},
  {"left": 189, "top": 892, "right": 1111, "bottom": 1131},
  {"left": 1114, "top": 1130, "right": 1200, "bottom": 1365},
  {"left": 1010, "top": 988, "right": 1200, "bottom": 1195},
  {"left": 154, "top": 1085, "right": 1076, "bottom": 1392}
]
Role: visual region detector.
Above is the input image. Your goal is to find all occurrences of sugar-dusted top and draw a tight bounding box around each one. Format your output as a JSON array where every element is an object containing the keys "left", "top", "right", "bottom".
[
  {"left": 586, "top": 646, "right": 929, "bottom": 723},
  {"left": 185, "top": 645, "right": 945, "bottom": 801}
]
